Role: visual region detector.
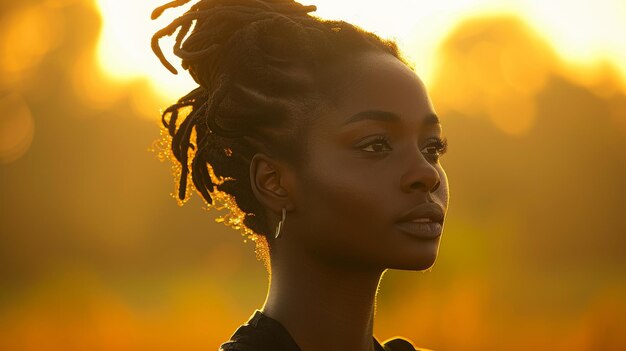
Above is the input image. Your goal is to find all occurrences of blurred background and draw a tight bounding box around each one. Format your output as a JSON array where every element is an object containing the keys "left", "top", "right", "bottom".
[{"left": 1, "top": 0, "right": 625, "bottom": 350}]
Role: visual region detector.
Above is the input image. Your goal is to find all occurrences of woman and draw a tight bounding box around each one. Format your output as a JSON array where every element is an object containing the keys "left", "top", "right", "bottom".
[{"left": 151, "top": 0, "right": 449, "bottom": 350}]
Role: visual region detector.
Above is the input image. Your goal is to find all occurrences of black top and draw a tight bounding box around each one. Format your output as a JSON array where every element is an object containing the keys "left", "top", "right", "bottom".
[{"left": 219, "top": 310, "right": 420, "bottom": 351}]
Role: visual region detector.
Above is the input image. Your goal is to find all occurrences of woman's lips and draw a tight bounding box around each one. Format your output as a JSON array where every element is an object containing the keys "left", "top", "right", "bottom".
[
  {"left": 395, "top": 202, "right": 445, "bottom": 239},
  {"left": 395, "top": 220, "right": 443, "bottom": 239}
]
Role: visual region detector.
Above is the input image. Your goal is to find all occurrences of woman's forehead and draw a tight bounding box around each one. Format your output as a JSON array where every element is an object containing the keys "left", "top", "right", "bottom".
[{"left": 316, "top": 52, "right": 436, "bottom": 129}]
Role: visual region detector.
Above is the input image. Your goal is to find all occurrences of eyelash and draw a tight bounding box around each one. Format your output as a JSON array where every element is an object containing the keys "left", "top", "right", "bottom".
[{"left": 359, "top": 136, "right": 448, "bottom": 162}]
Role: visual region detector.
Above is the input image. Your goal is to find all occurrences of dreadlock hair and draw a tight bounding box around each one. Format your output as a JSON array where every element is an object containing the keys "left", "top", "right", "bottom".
[{"left": 151, "top": 0, "right": 403, "bottom": 258}]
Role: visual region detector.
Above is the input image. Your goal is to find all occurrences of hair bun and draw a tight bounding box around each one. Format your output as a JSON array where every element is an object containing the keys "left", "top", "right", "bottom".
[
  {"left": 152, "top": 0, "right": 316, "bottom": 20},
  {"left": 151, "top": 0, "right": 318, "bottom": 76}
]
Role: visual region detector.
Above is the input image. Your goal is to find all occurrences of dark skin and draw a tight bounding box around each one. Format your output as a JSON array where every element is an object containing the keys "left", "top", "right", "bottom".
[{"left": 250, "top": 51, "right": 449, "bottom": 351}]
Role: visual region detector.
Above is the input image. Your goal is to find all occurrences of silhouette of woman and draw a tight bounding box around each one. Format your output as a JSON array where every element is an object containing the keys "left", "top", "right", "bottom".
[{"left": 151, "top": 1, "right": 449, "bottom": 350}]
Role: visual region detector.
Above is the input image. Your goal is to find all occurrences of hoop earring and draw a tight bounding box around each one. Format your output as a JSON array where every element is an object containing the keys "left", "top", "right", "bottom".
[{"left": 274, "top": 207, "right": 286, "bottom": 239}]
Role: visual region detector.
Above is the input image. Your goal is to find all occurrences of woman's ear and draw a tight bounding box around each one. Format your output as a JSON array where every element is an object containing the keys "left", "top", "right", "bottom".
[{"left": 249, "top": 153, "right": 294, "bottom": 213}]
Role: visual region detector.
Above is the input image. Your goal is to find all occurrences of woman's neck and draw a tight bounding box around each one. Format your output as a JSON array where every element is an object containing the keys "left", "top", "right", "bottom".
[{"left": 261, "top": 246, "right": 385, "bottom": 351}]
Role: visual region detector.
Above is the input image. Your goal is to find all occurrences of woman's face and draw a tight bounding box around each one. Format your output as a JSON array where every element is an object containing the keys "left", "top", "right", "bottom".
[{"left": 286, "top": 51, "right": 449, "bottom": 271}]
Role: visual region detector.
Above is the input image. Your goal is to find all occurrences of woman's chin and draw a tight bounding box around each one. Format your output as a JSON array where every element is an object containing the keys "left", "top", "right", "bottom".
[
  {"left": 403, "top": 257, "right": 438, "bottom": 271},
  {"left": 389, "top": 243, "right": 441, "bottom": 271}
]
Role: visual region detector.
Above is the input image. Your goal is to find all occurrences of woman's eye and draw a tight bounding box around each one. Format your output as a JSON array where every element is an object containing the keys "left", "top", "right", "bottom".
[
  {"left": 359, "top": 137, "right": 392, "bottom": 153},
  {"left": 420, "top": 138, "right": 448, "bottom": 161},
  {"left": 421, "top": 146, "right": 439, "bottom": 155}
]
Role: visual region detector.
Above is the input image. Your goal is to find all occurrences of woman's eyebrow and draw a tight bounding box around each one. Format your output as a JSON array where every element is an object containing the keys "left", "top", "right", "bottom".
[{"left": 342, "top": 109, "right": 440, "bottom": 126}]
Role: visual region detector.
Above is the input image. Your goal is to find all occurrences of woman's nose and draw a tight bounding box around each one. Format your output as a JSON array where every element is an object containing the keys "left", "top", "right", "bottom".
[{"left": 400, "top": 152, "right": 441, "bottom": 194}]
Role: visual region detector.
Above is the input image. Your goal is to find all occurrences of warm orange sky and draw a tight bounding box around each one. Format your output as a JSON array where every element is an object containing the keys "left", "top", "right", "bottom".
[{"left": 96, "top": 0, "right": 626, "bottom": 100}]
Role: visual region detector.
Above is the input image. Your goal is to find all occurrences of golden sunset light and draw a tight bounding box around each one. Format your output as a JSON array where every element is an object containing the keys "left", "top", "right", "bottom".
[
  {"left": 96, "top": 0, "right": 626, "bottom": 98},
  {"left": 2, "top": 0, "right": 626, "bottom": 350}
]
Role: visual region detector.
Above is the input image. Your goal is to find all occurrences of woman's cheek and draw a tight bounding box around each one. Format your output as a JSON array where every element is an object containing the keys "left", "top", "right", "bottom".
[
  {"left": 435, "top": 165, "right": 450, "bottom": 210},
  {"left": 300, "top": 169, "right": 387, "bottom": 248}
]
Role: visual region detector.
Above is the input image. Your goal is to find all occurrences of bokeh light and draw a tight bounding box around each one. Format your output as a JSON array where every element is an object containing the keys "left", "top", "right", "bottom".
[
  {"left": 0, "top": 93, "right": 34, "bottom": 164},
  {"left": 0, "top": 4, "right": 64, "bottom": 87}
]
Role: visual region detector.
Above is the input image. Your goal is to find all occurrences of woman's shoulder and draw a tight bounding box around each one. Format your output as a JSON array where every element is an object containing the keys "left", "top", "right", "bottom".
[
  {"left": 220, "top": 335, "right": 432, "bottom": 351},
  {"left": 218, "top": 323, "right": 275, "bottom": 351},
  {"left": 218, "top": 310, "right": 300, "bottom": 351},
  {"left": 218, "top": 310, "right": 434, "bottom": 351},
  {"left": 382, "top": 337, "right": 434, "bottom": 351}
]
